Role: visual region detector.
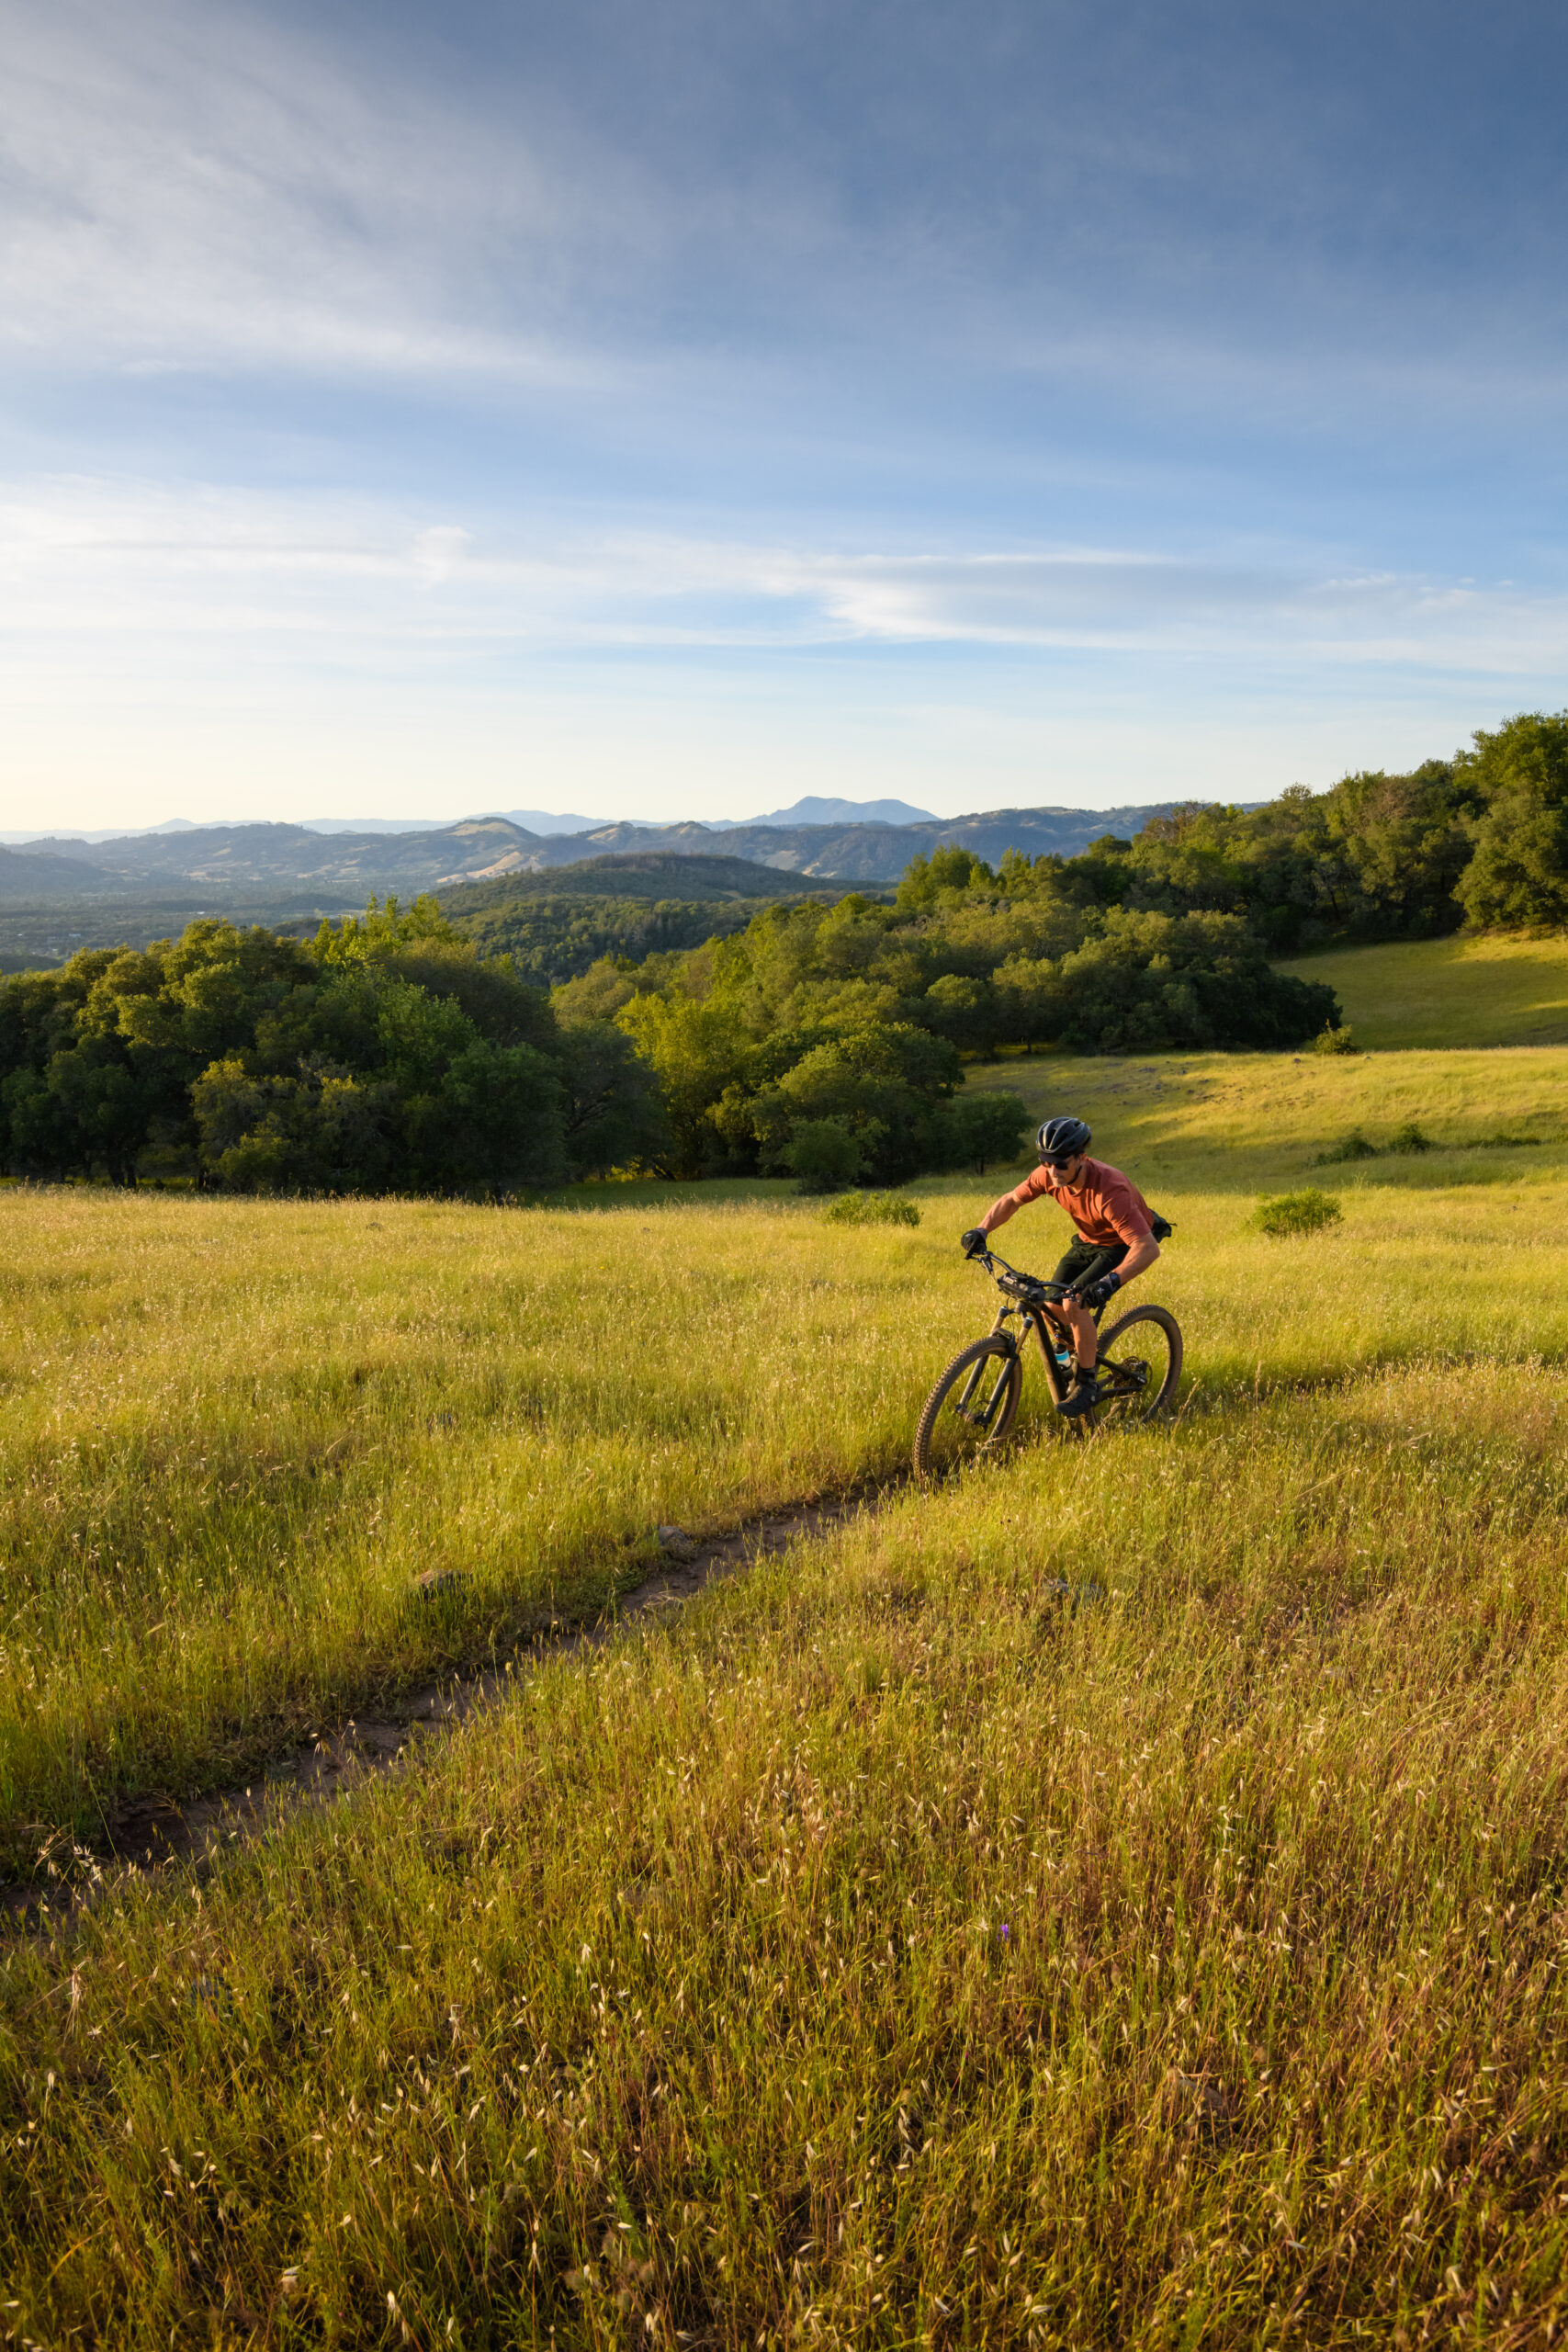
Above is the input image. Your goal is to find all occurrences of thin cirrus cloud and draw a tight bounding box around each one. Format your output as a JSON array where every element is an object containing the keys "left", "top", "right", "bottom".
[
  {"left": 3, "top": 481, "right": 1561, "bottom": 676},
  {"left": 0, "top": 0, "right": 645, "bottom": 382},
  {"left": 1, "top": 0, "right": 1566, "bottom": 826},
  {"left": 5, "top": 0, "right": 1557, "bottom": 413}
]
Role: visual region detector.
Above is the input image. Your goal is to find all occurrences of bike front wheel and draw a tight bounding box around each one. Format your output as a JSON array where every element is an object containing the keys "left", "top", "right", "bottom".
[
  {"left": 1089, "top": 1304, "right": 1183, "bottom": 1426},
  {"left": 913, "top": 1337, "right": 1023, "bottom": 1481}
]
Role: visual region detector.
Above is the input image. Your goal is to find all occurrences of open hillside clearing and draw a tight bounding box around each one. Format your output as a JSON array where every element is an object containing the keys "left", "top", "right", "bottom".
[
  {"left": 0, "top": 1185, "right": 949, "bottom": 1878},
  {"left": 7, "top": 1034, "right": 1568, "bottom": 2343},
  {"left": 965, "top": 1035, "right": 1568, "bottom": 1187},
  {"left": 1275, "top": 931, "right": 1568, "bottom": 1050},
  {"left": 7, "top": 1481, "right": 901, "bottom": 1920}
]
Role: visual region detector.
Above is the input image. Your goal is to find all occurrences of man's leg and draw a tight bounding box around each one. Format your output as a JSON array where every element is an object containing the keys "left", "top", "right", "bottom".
[
  {"left": 1043, "top": 1295, "right": 1100, "bottom": 1368},
  {"left": 1045, "top": 1242, "right": 1104, "bottom": 1383},
  {"left": 1050, "top": 1242, "right": 1130, "bottom": 1379},
  {"left": 1062, "top": 1298, "right": 1099, "bottom": 1370}
]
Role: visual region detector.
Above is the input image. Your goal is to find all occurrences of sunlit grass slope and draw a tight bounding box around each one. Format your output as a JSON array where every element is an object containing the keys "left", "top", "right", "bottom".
[
  {"left": 964, "top": 1040, "right": 1568, "bottom": 1190},
  {"left": 8, "top": 1029, "right": 1568, "bottom": 1867},
  {"left": 8, "top": 1365, "right": 1568, "bottom": 2344},
  {"left": 0, "top": 1187, "right": 942, "bottom": 1868},
  {"left": 1276, "top": 930, "right": 1568, "bottom": 1049}
]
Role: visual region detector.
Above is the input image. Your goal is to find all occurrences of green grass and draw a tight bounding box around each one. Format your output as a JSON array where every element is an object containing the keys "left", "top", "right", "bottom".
[
  {"left": 0, "top": 1186, "right": 942, "bottom": 1869},
  {"left": 8, "top": 1044, "right": 1568, "bottom": 2341},
  {"left": 8, "top": 1058, "right": 1568, "bottom": 1868},
  {"left": 8, "top": 1365, "right": 1568, "bottom": 2343},
  {"left": 964, "top": 1040, "right": 1568, "bottom": 1188},
  {"left": 1276, "top": 931, "right": 1568, "bottom": 1048}
]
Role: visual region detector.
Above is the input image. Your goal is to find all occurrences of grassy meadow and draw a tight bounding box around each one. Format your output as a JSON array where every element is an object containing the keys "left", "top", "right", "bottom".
[
  {"left": 0, "top": 1185, "right": 955, "bottom": 1872},
  {"left": 8, "top": 974, "right": 1568, "bottom": 2343},
  {"left": 1276, "top": 930, "right": 1568, "bottom": 1049}
]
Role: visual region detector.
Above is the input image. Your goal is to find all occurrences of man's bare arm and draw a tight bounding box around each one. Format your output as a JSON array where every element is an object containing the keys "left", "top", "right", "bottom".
[
  {"left": 1105, "top": 1233, "right": 1159, "bottom": 1287},
  {"left": 976, "top": 1193, "right": 1021, "bottom": 1238}
]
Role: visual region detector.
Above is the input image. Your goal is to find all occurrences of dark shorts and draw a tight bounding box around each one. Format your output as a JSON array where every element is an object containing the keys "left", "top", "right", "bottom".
[{"left": 1052, "top": 1236, "right": 1130, "bottom": 1293}]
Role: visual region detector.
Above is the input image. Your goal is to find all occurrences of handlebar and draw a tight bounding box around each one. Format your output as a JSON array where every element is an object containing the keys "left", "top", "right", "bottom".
[{"left": 968, "top": 1243, "right": 1070, "bottom": 1305}]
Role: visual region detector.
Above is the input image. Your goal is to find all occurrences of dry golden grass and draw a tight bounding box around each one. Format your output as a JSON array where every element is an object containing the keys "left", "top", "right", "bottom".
[
  {"left": 966, "top": 1039, "right": 1568, "bottom": 1189},
  {"left": 6, "top": 1043, "right": 1568, "bottom": 2343},
  {"left": 7, "top": 1063, "right": 1568, "bottom": 1866},
  {"left": 0, "top": 1186, "right": 939, "bottom": 1866},
  {"left": 6, "top": 1363, "right": 1568, "bottom": 2345}
]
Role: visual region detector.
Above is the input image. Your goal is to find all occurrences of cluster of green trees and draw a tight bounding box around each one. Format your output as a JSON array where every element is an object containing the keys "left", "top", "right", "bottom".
[
  {"left": 1013, "top": 709, "right": 1568, "bottom": 949},
  {"left": 448, "top": 890, "right": 770, "bottom": 987},
  {"left": 1449, "top": 711, "right": 1568, "bottom": 931},
  {"left": 0, "top": 899, "right": 662, "bottom": 1192},
  {"left": 0, "top": 836, "right": 1343, "bottom": 1195},
  {"left": 550, "top": 878, "right": 1336, "bottom": 1182}
]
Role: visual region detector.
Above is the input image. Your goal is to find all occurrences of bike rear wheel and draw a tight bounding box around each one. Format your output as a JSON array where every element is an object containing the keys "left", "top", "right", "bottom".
[
  {"left": 1088, "top": 1304, "right": 1182, "bottom": 1426},
  {"left": 913, "top": 1337, "right": 1022, "bottom": 1481}
]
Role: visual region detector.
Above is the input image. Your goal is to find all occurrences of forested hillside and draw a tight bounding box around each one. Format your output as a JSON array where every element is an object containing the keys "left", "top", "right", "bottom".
[
  {"left": 1041, "top": 709, "right": 1568, "bottom": 946},
  {"left": 7, "top": 710, "right": 1567, "bottom": 1194},
  {"left": 548, "top": 868, "right": 1336, "bottom": 1185},
  {"left": 439, "top": 853, "right": 844, "bottom": 985},
  {"left": 0, "top": 858, "right": 1336, "bottom": 1192}
]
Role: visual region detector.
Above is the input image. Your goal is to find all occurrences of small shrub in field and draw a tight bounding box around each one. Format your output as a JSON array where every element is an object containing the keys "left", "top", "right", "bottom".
[
  {"left": 820, "top": 1190, "right": 921, "bottom": 1228},
  {"left": 1388, "top": 1120, "right": 1433, "bottom": 1154},
  {"left": 1314, "top": 1023, "right": 1358, "bottom": 1056},
  {"left": 1251, "top": 1187, "right": 1343, "bottom": 1238},
  {"left": 1318, "top": 1128, "right": 1376, "bottom": 1163}
]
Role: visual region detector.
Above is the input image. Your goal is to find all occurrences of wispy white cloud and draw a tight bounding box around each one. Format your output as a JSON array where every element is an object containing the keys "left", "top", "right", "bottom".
[
  {"left": 5, "top": 0, "right": 1556, "bottom": 423},
  {"left": 787, "top": 551, "right": 1568, "bottom": 673},
  {"left": 3, "top": 477, "right": 1564, "bottom": 677},
  {"left": 0, "top": 0, "right": 655, "bottom": 381}
]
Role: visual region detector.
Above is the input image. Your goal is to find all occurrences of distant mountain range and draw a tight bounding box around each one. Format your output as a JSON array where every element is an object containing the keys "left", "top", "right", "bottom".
[
  {"left": 0, "top": 796, "right": 937, "bottom": 846},
  {"left": 0, "top": 800, "right": 1178, "bottom": 911}
]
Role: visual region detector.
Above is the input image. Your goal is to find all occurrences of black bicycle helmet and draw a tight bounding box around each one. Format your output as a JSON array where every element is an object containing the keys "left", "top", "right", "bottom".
[{"left": 1037, "top": 1114, "right": 1091, "bottom": 1162}]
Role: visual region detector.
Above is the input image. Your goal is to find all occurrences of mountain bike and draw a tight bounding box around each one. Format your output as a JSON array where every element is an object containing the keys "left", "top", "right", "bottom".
[{"left": 912, "top": 1243, "right": 1183, "bottom": 1480}]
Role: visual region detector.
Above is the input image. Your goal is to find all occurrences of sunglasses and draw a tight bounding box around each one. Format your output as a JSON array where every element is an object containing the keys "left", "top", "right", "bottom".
[{"left": 1043, "top": 1152, "right": 1079, "bottom": 1169}]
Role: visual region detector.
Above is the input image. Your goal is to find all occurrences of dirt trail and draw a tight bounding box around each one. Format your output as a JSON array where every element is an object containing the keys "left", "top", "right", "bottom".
[{"left": 4, "top": 1479, "right": 904, "bottom": 1935}]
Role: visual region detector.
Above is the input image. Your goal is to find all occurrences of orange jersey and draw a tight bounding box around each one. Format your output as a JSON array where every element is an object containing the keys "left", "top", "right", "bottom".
[{"left": 1004, "top": 1155, "right": 1153, "bottom": 1249}]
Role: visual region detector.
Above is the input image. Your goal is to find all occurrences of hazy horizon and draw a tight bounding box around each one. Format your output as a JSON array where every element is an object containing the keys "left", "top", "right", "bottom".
[
  {"left": 3, "top": 0, "right": 1564, "bottom": 831},
  {"left": 0, "top": 789, "right": 1179, "bottom": 848}
]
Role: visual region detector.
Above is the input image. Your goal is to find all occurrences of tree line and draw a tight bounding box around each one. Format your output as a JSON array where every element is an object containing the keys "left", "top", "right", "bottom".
[
  {"left": 1028, "top": 708, "right": 1568, "bottom": 948},
  {"left": 550, "top": 881, "right": 1333, "bottom": 1186},
  {"left": 0, "top": 899, "right": 661, "bottom": 1193},
  {"left": 4, "top": 707, "right": 1562, "bottom": 1194}
]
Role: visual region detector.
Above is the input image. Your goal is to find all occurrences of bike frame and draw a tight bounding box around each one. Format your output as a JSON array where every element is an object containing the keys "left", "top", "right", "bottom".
[{"left": 974, "top": 1249, "right": 1107, "bottom": 1410}]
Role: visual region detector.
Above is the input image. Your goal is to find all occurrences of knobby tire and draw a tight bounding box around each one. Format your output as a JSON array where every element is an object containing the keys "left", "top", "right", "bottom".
[
  {"left": 912, "top": 1337, "right": 1022, "bottom": 1482},
  {"left": 1088, "top": 1303, "right": 1183, "bottom": 1426}
]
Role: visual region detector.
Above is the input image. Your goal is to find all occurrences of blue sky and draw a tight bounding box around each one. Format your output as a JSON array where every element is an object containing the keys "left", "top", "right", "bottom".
[{"left": 3, "top": 0, "right": 1565, "bottom": 829}]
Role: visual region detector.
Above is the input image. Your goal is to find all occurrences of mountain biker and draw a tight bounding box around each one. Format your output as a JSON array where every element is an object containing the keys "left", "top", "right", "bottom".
[{"left": 959, "top": 1114, "right": 1161, "bottom": 1419}]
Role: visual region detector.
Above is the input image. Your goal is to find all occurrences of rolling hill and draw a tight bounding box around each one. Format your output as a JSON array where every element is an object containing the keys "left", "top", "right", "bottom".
[
  {"left": 1275, "top": 933, "right": 1568, "bottom": 1049},
  {"left": 0, "top": 800, "right": 1179, "bottom": 907},
  {"left": 437, "top": 854, "right": 848, "bottom": 985},
  {"left": 514, "top": 803, "right": 1178, "bottom": 883}
]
